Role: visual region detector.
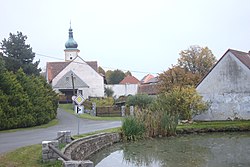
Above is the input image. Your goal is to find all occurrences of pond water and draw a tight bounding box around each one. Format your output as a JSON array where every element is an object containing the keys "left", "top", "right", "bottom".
[{"left": 89, "top": 132, "right": 250, "bottom": 167}]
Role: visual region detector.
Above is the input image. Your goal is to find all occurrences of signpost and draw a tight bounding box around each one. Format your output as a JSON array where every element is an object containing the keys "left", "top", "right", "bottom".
[{"left": 73, "top": 94, "right": 85, "bottom": 135}]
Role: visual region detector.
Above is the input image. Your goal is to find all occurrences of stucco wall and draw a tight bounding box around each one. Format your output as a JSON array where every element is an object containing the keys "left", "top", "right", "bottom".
[
  {"left": 106, "top": 84, "right": 138, "bottom": 98},
  {"left": 52, "top": 57, "right": 104, "bottom": 98},
  {"left": 195, "top": 52, "right": 250, "bottom": 120}
]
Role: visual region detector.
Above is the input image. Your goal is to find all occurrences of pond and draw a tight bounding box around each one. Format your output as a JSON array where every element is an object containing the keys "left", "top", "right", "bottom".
[{"left": 89, "top": 132, "right": 250, "bottom": 167}]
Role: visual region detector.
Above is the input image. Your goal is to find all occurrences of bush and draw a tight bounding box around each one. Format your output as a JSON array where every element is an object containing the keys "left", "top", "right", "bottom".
[
  {"left": 90, "top": 97, "right": 114, "bottom": 107},
  {"left": 0, "top": 69, "right": 58, "bottom": 130},
  {"left": 122, "top": 116, "right": 145, "bottom": 141},
  {"left": 126, "top": 94, "right": 154, "bottom": 110}
]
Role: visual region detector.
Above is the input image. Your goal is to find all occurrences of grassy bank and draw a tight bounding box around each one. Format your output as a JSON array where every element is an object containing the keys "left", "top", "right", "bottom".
[
  {"left": 59, "top": 104, "right": 122, "bottom": 121},
  {"left": 177, "top": 120, "right": 250, "bottom": 133},
  {"left": 1, "top": 121, "right": 249, "bottom": 167},
  {"left": 0, "top": 119, "right": 59, "bottom": 133}
]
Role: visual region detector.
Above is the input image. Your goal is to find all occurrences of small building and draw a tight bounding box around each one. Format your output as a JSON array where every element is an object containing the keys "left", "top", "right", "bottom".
[
  {"left": 105, "top": 75, "right": 140, "bottom": 98},
  {"left": 138, "top": 74, "right": 159, "bottom": 96},
  {"left": 46, "top": 25, "right": 104, "bottom": 101},
  {"left": 195, "top": 49, "right": 250, "bottom": 120}
]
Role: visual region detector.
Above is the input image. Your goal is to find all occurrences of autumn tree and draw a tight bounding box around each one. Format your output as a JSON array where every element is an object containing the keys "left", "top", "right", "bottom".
[
  {"left": 98, "top": 66, "right": 105, "bottom": 76},
  {"left": 178, "top": 45, "right": 216, "bottom": 76},
  {"left": 1, "top": 32, "right": 41, "bottom": 75},
  {"left": 159, "top": 45, "right": 217, "bottom": 92}
]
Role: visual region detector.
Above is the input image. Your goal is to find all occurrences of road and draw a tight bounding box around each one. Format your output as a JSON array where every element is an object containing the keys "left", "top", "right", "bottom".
[{"left": 0, "top": 108, "right": 121, "bottom": 154}]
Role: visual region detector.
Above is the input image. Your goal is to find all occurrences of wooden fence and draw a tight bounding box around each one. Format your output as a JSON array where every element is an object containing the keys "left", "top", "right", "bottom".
[{"left": 96, "top": 106, "right": 121, "bottom": 117}]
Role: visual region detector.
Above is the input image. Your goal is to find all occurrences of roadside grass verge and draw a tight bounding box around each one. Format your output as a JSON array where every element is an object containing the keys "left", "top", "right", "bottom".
[
  {"left": 59, "top": 103, "right": 122, "bottom": 121},
  {"left": 0, "top": 119, "right": 59, "bottom": 133},
  {"left": 0, "top": 144, "right": 62, "bottom": 167}
]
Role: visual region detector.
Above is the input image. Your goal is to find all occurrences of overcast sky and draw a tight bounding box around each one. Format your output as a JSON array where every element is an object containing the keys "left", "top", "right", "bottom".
[{"left": 1, "top": 0, "right": 250, "bottom": 79}]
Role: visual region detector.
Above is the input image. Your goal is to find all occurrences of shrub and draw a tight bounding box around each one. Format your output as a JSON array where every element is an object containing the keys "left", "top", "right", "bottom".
[
  {"left": 126, "top": 94, "right": 154, "bottom": 110},
  {"left": 122, "top": 116, "right": 145, "bottom": 141}
]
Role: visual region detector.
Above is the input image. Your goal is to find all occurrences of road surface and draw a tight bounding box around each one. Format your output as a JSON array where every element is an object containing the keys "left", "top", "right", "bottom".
[{"left": 0, "top": 108, "right": 121, "bottom": 154}]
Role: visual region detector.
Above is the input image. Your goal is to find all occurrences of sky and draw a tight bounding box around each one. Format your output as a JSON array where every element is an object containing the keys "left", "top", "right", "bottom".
[{"left": 1, "top": 0, "right": 250, "bottom": 80}]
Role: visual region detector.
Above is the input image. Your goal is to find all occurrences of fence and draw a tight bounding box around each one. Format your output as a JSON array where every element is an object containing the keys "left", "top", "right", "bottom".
[{"left": 96, "top": 106, "right": 121, "bottom": 117}]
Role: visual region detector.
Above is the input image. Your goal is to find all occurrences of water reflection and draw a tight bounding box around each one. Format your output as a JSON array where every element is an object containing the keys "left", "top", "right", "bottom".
[{"left": 89, "top": 132, "right": 250, "bottom": 167}]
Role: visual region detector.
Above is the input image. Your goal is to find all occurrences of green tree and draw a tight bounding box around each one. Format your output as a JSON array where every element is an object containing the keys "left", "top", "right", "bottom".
[
  {"left": 106, "top": 69, "right": 125, "bottom": 84},
  {"left": 1, "top": 31, "right": 41, "bottom": 75},
  {"left": 104, "top": 87, "right": 114, "bottom": 97},
  {"left": 126, "top": 94, "right": 154, "bottom": 110}
]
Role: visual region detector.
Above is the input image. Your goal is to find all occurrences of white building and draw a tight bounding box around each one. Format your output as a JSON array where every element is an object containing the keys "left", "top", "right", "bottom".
[
  {"left": 195, "top": 49, "right": 250, "bottom": 120},
  {"left": 46, "top": 25, "right": 104, "bottom": 101}
]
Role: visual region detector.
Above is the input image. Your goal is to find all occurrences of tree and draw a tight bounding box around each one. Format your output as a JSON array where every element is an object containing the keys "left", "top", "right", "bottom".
[
  {"left": 159, "top": 65, "right": 201, "bottom": 92},
  {"left": 126, "top": 94, "right": 154, "bottom": 110},
  {"left": 178, "top": 45, "right": 217, "bottom": 76},
  {"left": 1, "top": 31, "right": 41, "bottom": 75},
  {"left": 159, "top": 45, "right": 217, "bottom": 91},
  {"left": 98, "top": 66, "right": 105, "bottom": 76},
  {"left": 106, "top": 69, "right": 125, "bottom": 84},
  {"left": 125, "top": 71, "right": 132, "bottom": 76},
  {"left": 104, "top": 87, "right": 114, "bottom": 97}
]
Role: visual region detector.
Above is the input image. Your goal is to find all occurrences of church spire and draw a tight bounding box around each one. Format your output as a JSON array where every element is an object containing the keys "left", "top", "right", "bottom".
[{"left": 65, "top": 22, "right": 78, "bottom": 49}]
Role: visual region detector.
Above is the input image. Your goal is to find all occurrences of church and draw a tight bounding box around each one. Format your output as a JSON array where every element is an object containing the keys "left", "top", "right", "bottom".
[{"left": 46, "top": 25, "right": 104, "bottom": 101}]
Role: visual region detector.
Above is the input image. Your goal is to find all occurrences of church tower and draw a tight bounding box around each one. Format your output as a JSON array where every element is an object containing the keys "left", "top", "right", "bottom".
[{"left": 64, "top": 23, "right": 80, "bottom": 61}]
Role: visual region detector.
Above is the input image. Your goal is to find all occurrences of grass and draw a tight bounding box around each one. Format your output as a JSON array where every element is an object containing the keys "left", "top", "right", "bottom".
[
  {"left": 177, "top": 120, "right": 250, "bottom": 130},
  {"left": 0, "top": 144, "right": 62, "bottom": 167},
  {"left": 0, "top": 120, "right": 249, "bottom": 167},
  {"left": 73, "top": 127, "right": 121, "bottom": 139},
  {"left": 0, "top": 127, "right": 121, "bottom": 167},
  {"left": 59, "top": 103, "right": 122, "bottom": 121},
  {"left": 0, "top": 119, "right": 59, "bottom": 133}
]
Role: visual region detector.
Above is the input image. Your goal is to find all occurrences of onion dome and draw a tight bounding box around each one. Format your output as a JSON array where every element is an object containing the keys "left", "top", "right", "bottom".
[{"left": 65, "top": 25, "right": 78, "bottom": 49}]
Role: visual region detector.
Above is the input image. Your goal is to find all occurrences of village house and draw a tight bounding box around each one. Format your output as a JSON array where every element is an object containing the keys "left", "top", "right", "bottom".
[
  {"left": 195, "top": 49, "right": 250, "bottom": 120},
  {"left": 106, "top": 75, "right": 140, "bottom": 98},
  {"left": 46, "top": 25, "right": 104, "bottom": 102}
]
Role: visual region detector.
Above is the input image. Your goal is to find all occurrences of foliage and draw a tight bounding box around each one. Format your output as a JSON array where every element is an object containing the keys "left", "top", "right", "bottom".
[
  {"left": 90, "top": 97, "right": 114, "bottom": 107},
  {"left": 126, "top": 94, "right": 154, "bottom": 110},
  {"left": 156, "top": 87, "right": 209, "bottom": 120},
  {"left": 178, "top": 45, "right": 217, "bottom": 76},
  {"left": 106, "top": 69, "right": 125, "bottom": 84},
  {"left": 104, "top": 87, "right": 114, "bottom": 97},
  {"left": 1, "top": 31, "right": 41, "bottom": 75},
  {"left": 122, "top": 116, "right": 145, "bottom": 141},
  {"left": 159, "top": 65, "right": 201, "bottom": 92},
  {"left": 98, "top": 66, "right": 105, "bottom": 76},
  {"left": 125, "top": 70, "right": 132, "bottom": 76},
  {"left": 122, "top": 87, "right": 209, "bottom": 139},
  {"left": 159, "top": 45, "right": 217, "bottom": 91},
  {"left": 0, "top": 69, "right": 58, "bottom": 130}
]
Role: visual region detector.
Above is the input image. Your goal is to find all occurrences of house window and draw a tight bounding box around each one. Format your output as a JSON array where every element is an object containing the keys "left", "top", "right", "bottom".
[
  {"left": 66, "top": 77, "right": 69, "bottom": 81},
  {"left": 79, "top": 90, "right": 83, "bottom": 95}
]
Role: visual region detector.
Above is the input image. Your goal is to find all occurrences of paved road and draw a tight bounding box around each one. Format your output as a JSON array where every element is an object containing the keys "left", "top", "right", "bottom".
[{"left": 0, "top": 108, "right": 121, "bottom": 154}]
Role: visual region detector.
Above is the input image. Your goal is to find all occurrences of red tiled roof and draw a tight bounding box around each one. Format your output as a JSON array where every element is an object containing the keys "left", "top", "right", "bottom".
[
  {"left": 46, "top": 61, "right": 98, "bottom": 82},
  {"left": 120, "top": 75, "right": 140, "bottom": 84},
  {"left": 47, "top": 62, "right": 70, "bottom": 82},
  {"left": 141, "top": 74, "right": 155, "bottom": 84}
]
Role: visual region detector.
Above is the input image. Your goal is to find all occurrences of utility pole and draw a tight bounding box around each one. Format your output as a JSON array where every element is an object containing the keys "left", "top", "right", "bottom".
[{"left": 71, "top": 73, "right": 75, "bottom": 96}]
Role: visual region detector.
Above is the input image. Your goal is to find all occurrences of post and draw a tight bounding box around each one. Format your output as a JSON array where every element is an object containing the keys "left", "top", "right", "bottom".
[{"left": 71, "top": 73, "right": 75, "bottom": 96}]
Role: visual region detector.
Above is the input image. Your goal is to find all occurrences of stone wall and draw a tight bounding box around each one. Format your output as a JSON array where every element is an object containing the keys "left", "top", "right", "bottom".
[{"left": 63, "top": 133, "right": 121, "bottom": 161}]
